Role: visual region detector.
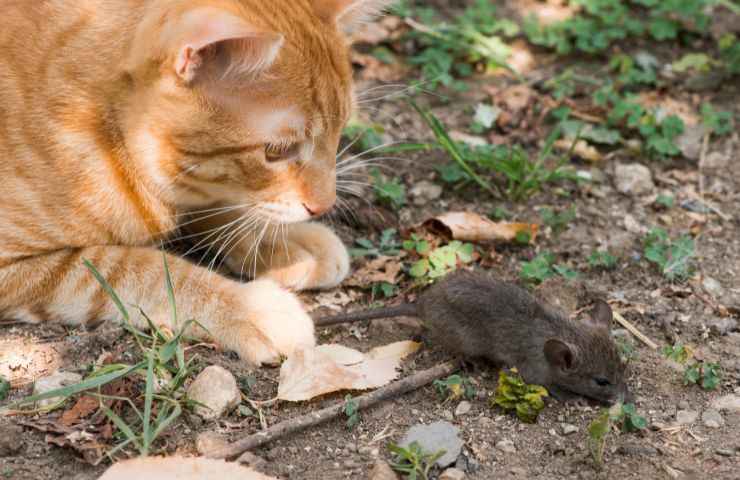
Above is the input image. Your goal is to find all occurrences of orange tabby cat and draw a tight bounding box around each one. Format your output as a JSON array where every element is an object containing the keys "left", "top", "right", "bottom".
[{"left": 0, "top": 0, "right": 391, "bottom": 365}]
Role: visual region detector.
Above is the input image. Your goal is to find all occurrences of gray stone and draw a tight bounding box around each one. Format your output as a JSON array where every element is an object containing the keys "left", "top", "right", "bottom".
[
  {"left": 399, "top": 421, "right": 463, "bottom": 468},
  {"left": 703, "top": 277, "right": 724, "bottom": 298},
  {"left": 237, "top": 452, "right": 267, "bottom": 471},
  {"left": 195, "top": 432, "right": 229, "bottom": 456},
  {"left": 440, "top": 468, "right": 466, "bottom": 480},
  {"left": 369, "top": 460, "right": 398, "bottom": 480},
  {"left": 708, "top": 317, "right": 738, "bottom": 336},
  {"left": 454, "top": 401, "right": 472, "bottom": 417},
  {"left": 410, "top": 180, "right": 443, "bottom": 205},
  {"left": 561, "top": 424, "right": 578, "bottom": 435},
  {"left": 711, "top": 395, "right": 740, "bottom": 413},
  {"left": 614, "top": 163, "right": 655, "bottom": 196},
  {"left": 700, "top": 151, "right": 730, "bottom": 170},
  {"left": 187, "top": 365, "right": 241, "bottom": 420},
  {"left": 702, "top": 409, "right": 724, "bottom": 428},
  {"left": 676, "top": 125, "right": 707, "bottom": 160},
  {"left": 0, "top": 424, "right": 24, "bottom": 456},
  {"left": 495, "top": 439, "right": 517, "bottom": 453},
  {"left": 33, "top": 371, "right": 83, "bottom": 409},
  {"left": 675, "top": 410, "right": 699, "bottom": 426}
]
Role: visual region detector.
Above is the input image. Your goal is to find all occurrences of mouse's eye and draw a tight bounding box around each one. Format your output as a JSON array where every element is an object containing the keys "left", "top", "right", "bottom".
[{"left": 594, "top": 377, "right": 611, "bottom": 387}]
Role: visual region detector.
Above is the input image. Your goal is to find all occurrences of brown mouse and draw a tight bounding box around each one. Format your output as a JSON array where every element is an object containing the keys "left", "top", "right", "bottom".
[{"left": 315, "top": 271, "right": 629, "bottom": 404}]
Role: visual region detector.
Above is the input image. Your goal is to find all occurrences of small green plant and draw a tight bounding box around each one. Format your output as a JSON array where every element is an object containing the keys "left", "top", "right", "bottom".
[
  {"left": 349, "top": 228, "right": 402, "bottom": 258},
  {"left": 520, "top": 252, "right": 578, "bottom": 284},
  {"left": 588, "top": 402, "right": 647, "bottom": 467},
  {"left": 655, "top": 194, "right": 675, "bottom": 209},
  {"left": 540, "top": 206, "right": 576, "bottom": 235},
  {"left": 237, "top": 374, "right": 257, "bottom": 395},
  {"left": 525, "top": 0, "right": 711, "bottom": 55},
  {"left": 588, "top": 250, "right": 618, "bottom": 270},
  {"left": 403, "top": 234, "right": 431, "bottom": 256},
  {"left": 415, "top": 104, "right": 576, "bottom": 201},
  {"left": 433, "top": 374, "right": 476, "bottom": 401},
  {"left": 643, "top": 228, "right": 695, "bottom": 281},
  {"left": 372, "top": 282, "right": 398, "bottom": 299},
  {"left": 403, "top": 0, "right": 519, "bottom": 90},
  {"left": 684, "top": 362, "right": 722, "bottom": 390},
  {"left": 371, "top": 168, "right": 406, "bottom": 209},
  {"left": 344, "top": 394, "right": 360, "bottom": 430},
  {"left": 0, "top": 376, "right": 10, "bottom": 401},
  {"left": 491, "top": 369, "right": 548, "bottom": 423},
  {"left": 388, "top": 442, "right": 445, "bottom": 480},
  {"left": 661, "top": 343, "right": 693, "bottom": 363},
  {"left": 661, "top": 343, "right": 721, "bottom": 390},
  {"left": 408, "top": 241, "right": 474, "bottom": 282},
  {"left": 343, "top": 119, "right": 385, "bottom": 153},
  {"left": 700, "top": 103, "right": 734, "bottom": 136}
]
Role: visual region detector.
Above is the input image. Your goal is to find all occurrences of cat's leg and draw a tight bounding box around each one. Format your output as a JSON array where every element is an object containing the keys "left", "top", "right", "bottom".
[
  {"left": 184, "top": 211, "right": 350, "bottom": 291},
  {"left": 0, "top": 246, "right": 314, "bottom": 365}
]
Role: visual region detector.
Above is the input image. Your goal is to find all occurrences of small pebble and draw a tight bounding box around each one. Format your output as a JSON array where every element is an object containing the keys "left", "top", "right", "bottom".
[
  {"left": 440, "top": 467, "right": 466, "bottom": 480},
  {"left": 675, "top": 410, "right": 699, "bottom": 426},
  {"left": 495, "top": 439, "right": 516, "bottom": 454},
  {"left": 702, "top": 409, "right": 725, "bottom": 429},
  {"left": 455, "top": 401, "right": 472, "bottom": 417},
  {"left": 561, "top": 424, "right": 578, "bottom": 436}
]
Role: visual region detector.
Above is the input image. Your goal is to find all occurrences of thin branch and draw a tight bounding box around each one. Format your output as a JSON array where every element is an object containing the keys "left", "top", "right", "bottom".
[{"left": 203, "top": 361, "right": 460, "bottom": 460}]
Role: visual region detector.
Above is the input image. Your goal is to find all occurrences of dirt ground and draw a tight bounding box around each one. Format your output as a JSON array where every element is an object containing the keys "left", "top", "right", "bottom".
[{"left": 2, "top": 1, "right": 740, "bottom": 479}]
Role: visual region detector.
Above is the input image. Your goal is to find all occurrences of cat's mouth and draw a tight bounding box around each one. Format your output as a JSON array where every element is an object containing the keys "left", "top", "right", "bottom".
[{"left": 255, "top": 202, "right": 313, "bottom": 224}]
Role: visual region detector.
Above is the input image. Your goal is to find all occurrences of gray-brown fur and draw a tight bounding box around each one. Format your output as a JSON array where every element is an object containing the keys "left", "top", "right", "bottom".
[{"left": 314, "top": 271, "right": 628, "bottom": 404}]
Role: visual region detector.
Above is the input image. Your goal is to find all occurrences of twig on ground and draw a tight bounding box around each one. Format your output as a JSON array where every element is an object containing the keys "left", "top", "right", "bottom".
[
  {"left": 611, "top": 310, "right": 658, "bottom": 350},
  {"left": 203, "top": 361, "right": 460, "bottom": 460}
]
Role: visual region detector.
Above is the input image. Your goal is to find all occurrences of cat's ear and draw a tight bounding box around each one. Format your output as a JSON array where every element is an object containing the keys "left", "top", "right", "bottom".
[
  {"left": 173, "top": 9, "right": 283, "bottom": 84},
  {"left": 313, "top": 0, "right": 394, "bottom": 31}
]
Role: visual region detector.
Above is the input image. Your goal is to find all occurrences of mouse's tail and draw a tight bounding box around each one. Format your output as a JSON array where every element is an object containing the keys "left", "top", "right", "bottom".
[{"left": 314, "top": 304, "right": 418, "bottom": 327}]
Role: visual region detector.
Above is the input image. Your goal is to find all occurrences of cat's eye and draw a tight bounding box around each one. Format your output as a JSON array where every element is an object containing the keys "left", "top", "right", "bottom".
[
  {"left": 594, "top": 377, "right": 611, "bottom": 387},
  {"left": 265, "top": 143, "right": 301, "bottom": 163}
]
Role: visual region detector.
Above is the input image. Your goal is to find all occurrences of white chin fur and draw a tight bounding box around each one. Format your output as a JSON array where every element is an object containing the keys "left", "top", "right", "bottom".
[{"left": 257, "top": 203, "right": 311, "bottom": 224}]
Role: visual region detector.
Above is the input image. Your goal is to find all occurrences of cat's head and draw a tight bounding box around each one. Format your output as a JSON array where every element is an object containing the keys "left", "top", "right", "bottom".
[{"left": 124, "top": 0, "right": 392, "bottom": 223}]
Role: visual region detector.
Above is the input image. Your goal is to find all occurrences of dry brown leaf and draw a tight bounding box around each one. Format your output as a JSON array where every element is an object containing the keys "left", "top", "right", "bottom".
[
  {"left": 277, "top": 341, "right": 421, "bottom": 402},
  {"left": 60, "top": 395, "right": 99, "bottom": 427},
  {"left": 424, "top": 212, "right": 538, "bottom": 243},
  {"left": 637, "top": 93, "right": 699, "bottom": 126},
  {"left": 345, "top": 255, "right": 404, "bottom": 288},
  {"left": 554, "top": 138, "right": 603, "bottom": 162}
]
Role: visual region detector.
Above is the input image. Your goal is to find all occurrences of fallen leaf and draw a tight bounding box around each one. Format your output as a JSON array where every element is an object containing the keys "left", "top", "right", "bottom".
[
  {"left": 637, "top": 93, "right": 699, "bottom": 126},
  {"left": 60, "top": 395, "right": 99, "bottom": 427},
  {"left": 306, "top": 289, "right": 360, "bottom": 313},
  {"left": 424, "top": 212, "right": 538, "bottom": 243},
  {"left": 278, "top": 341, "right": 421, "bottom": 402},
  {"left": 554, "top": 138, "right": 603, "bottom": 162},
  {"left": 345, "top": 255, "right": 404, "bottom": 288}
]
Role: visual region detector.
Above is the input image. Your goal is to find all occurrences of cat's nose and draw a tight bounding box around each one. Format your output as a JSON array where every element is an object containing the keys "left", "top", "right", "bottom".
[{"left": 303, "top": 201, "right": 332, "bottom": 218}]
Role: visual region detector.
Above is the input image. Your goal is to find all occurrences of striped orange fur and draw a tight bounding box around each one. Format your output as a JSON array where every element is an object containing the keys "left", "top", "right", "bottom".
[{"left": 0, "top": 0, "right": 392, "bottom": 365}]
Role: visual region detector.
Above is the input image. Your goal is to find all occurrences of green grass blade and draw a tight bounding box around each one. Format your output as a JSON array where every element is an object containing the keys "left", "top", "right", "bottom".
[
  {"left": 99, "top": 404, "right": 143, "bottom": 453},
  {"left": 411, "top": 102, "right": 499, "bottom": 196},
  {"left": 142, "top": 348, "right": 156, "bottom": 456},
  {"left": 162, "top": 253, "right": 178, "bottom": 330},
  {"left": 11, "top": 362, "right": 145, "bottom": 407},
  {"left": 83, "top": 259, "right": 129, "bottom": 323},
  {"left": 151, "top": 402, "right": 182, "bottom": 441}
]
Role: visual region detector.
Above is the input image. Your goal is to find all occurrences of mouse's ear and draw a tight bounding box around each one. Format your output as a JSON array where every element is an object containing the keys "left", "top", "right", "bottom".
[
  {"left": 586, "top": 300, "right": 613, "bottom": 331},
  {"left": 544, "top": 339, "right": 575, "bottom": 371}
]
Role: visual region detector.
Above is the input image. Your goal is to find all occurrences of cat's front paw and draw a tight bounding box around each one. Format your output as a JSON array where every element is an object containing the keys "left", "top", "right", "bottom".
[
  {"left": 230, "top": 279, "right": 315, "bottom": 366},
  {"left": 257, "top": 223, "right": 350, "bottom": 291}
]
